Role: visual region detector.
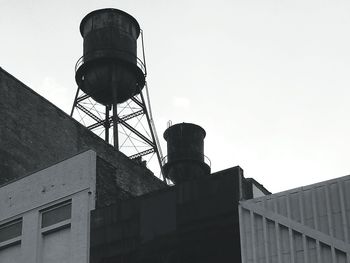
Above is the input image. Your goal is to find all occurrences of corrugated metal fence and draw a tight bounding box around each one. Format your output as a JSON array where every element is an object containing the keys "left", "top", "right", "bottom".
[{"left": 239, "top": 175, "right": 350, "bottom": 263}]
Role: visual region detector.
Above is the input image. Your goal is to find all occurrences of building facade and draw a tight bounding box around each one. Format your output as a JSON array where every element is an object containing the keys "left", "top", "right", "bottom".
[
  {"left": 239, "top": 174, "right": 350, "bottom": 263},
  {"left": 0, "top": 66, "right": 269, "bottom": 262},
  {"left": 0, "top": 150, "right": 96, "bottom": 263},
  {"left": 1, "top": 8, "right": 349, "bottom": 262}
]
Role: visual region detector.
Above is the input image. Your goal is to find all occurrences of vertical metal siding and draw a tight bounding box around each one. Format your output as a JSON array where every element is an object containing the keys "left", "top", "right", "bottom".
[{"left": 239, "top": 175, "right": 350, "bottom": 263}]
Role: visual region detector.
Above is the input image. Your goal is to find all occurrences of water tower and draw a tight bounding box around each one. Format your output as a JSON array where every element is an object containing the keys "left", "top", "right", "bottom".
[
  {"left": 162, "top": 123, "right": 211, "bottom": 184},
  {"left": 71, "top": 8, "right": 164, "bottom": 179}
]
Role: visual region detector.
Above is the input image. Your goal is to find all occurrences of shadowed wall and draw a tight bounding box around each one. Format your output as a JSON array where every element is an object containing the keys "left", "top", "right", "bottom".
[{"left": 0, "top": 67, "right": 165, "bottom": 197}]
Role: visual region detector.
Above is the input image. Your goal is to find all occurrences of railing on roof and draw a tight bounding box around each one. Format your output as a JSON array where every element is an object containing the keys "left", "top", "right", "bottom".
[
  {"left": 75, "top": 49, "right": 146, "bottom": 76},
  {"left": 161, "top": 154, "right": 211, "bottom": 167}
]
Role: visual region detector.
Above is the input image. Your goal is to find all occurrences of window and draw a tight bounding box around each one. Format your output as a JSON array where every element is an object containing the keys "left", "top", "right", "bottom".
[
  {"left": 0, "top": 218, "right": 22, "bottom": 247},
  {"left": 40, "top": 200, "right": 71, "bottom": 234}
]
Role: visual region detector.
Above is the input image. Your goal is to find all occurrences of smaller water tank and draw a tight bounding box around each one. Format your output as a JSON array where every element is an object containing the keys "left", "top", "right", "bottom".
[
  {"left": 75, "top": 8, "right": 145, "bottom": 105},
  {"left": 163, "top": 123, "right": 211, "bottom": 184}
]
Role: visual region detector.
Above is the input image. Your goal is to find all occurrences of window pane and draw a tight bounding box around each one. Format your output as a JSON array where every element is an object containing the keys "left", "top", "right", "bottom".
[
  {"left": 0, "top": 219, "right": 22, "bottom": 243},
  {"left": 41, "top": 202, "right": 71, "bottom": 228}
]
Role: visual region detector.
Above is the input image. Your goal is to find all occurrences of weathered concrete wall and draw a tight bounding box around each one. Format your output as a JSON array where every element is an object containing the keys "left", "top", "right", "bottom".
[
  {"left": 0, "top": 150, "right": 96, "bottom": 263},
  {"left": 0, "top": 67, "right": 165, "bottom": 196}
]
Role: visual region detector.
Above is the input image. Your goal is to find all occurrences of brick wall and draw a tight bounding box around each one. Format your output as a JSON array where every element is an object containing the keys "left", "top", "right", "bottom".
[{"left": 0, "top": 67, "right": 166, "bottom": 196}]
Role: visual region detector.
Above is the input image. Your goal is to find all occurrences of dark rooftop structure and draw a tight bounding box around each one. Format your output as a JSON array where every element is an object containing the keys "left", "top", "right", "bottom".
[{"left": 0, "top": 65, "right": 270, "bottom": 262}]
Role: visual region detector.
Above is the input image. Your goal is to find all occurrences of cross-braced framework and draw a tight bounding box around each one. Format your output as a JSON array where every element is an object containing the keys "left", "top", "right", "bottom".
[
  {"left": 71, "top": 27, "right": 165, "bottom": 181},
  {"left": 70, "top": 83, "right": 165, "bottom": 180}
]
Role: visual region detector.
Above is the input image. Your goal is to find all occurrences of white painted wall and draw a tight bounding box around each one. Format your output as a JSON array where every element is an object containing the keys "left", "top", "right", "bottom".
[
  {"left": 0, "top": 150, "right": 97, "bottom": 263},
  {"left": 41, "top": 228, "right": 71, "bottom": 263},
  {"left": 252, "top": 184, "right": 266, "bottom": 198},
  {"left": 0, "top": 243, "right": 21, "bottom": 263},
  {"left": 239, "top": 174, "right": 350, "bottom": 263}
]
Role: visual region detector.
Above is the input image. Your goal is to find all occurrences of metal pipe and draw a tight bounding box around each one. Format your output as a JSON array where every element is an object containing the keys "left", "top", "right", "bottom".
[
  {"left": 140, "top": 91, "right": 166, "bottom": 181},
  {"left": 105, "top": 105, "right": 110, "bottom": 143},
  {"left": 113, "top": 102, "right": 118, "bottom": 149},
  {"left": 140, "top": 30, "right": 147, "bottom": 77},
  {"left": 70, "top": 86, "right": 81, "bottom": 116},
  {"left": 111, "top": 63, "right": 119, "bottom": 150}
]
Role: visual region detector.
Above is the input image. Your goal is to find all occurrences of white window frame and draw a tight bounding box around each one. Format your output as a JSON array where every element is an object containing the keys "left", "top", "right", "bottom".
[
  {"left": 0, "top": 218, "right": 22, "bottom": 249},
  {"left": 40, "top": 200, "right": 72, "bottom": 235}
]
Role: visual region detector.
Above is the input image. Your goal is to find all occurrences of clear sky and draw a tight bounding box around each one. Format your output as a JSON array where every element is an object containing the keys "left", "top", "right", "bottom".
[{"left": 1, "top": 0, "right": 350, "bottom": 193}]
